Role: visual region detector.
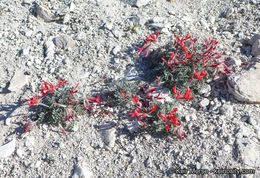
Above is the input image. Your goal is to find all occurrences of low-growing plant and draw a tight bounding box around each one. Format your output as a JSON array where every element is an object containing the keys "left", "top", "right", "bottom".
[
  {"left": 24, "top": 79, "right": 103, "bottom": 133},
  {"left": 137, "top": 32, "right": 232, "bottom": 93}
]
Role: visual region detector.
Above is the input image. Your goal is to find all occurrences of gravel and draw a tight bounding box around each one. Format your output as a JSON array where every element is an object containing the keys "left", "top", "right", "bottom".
[{"left": 0, "top": 0, "right": 260, "bottom": 177}]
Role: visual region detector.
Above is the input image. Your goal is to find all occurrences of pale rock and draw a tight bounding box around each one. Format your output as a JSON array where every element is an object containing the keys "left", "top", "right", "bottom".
[
  {"left": 25, "top": 136, "right": 35, "bottom": 147},
  {"left": 185, "top": 113, "right": 197, "bottom": 122},
  {"left": 225, "top": 7, "right": 234, "bottom": 18},
  {"left": 126, "top": 121, "right": 140, "bottom": 134},
  {"left": 76, "top": 32, "right": 86, "bottom": 41},
  {"left": 252, "top": 39, "right": 260, "bottom": 56},
  {"left": 104, "top": 22, "right": 113, "bottom": 30},
  {"left": 25, "top": 30, "right": 33, "bottom": 37},
  {"left": 112, "top": 46, "right": 121, "bottom": 55},
  {"left": 36, "top": 4, "right": 58, "bottom": 22},
  {"left": 0, "top": 139, "right": 16, "bottom": 158},
  {"left": 54, "top": 35, "right": 76, "bottom": 51},
  {"left": 70, "top": 2, "right": 76, "bottom": 12},
  {"left": 16, "top": 148, "right": 24, "bottom": 158},
  {"left": 200, "top": 20, "right": 209, "bottom": 30},
  {"left": 199, "top": 98, "right": 210, "bottom": 108},
  {"left": 249, "top": 34, "right": 260, "bottom": 45},
  {"left": 21, "top": 45, "right": 30, "bottom": 55},
  {"left": 8, "top": 70, "right": 28, "bottom": 92},
  {"left": 152, "top": 17, "right": 164, "bottom": 23},
  {"left": 223, "top": 145, "right": 232, "bottom": 152},
  {"left": 227, "top": 63, "right": 260, "bottom": 104},
  {"left": 240, "top": 125, "right": 254, "bottom": 138},
  {"left": 44, "top": 36, "right": 55, "bottom": 60},
  {"left": 23, "top": 0, "right": 34, "bottom": 4},
  {"left": 135, "top": 0, "right": 151, "bottom": 8},
  {"left": 208, "top": 16, "right": 215, "bottom": 24},
  {"left": 63, "top": 14, "right": 71, "bottom": 24},
  {"left": 72, "top": 162, "right": 93, "bottom": 178},
  {"left": 99, "top": 125, "right": 116, "bottom": 148},
  {"left": 241, "top": 143, "right": 260, "bottom": 168},
  {"left": 198, "top": 84, "right": 211, "bottom": 97}
]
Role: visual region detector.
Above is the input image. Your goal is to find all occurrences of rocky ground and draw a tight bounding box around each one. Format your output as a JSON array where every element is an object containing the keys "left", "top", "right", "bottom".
[{"left": 0, "top": 0, "right": 260, "bottom": 177}]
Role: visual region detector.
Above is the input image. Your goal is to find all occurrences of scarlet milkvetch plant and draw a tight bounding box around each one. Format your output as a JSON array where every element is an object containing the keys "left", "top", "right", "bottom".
[
  {"left": 137, "top": 32, "right": 233, "bottom": 93},
  {"left": 25, "top": 79, "right": 103, "bottom": 134},
  {"left": 118, "top": 82, "right": 185, "bottom": 140}
]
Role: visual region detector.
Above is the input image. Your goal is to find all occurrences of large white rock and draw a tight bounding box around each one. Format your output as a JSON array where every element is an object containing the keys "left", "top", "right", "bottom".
[
  {"left": 242, "top": 143, "right": 260, "bottom": 168},
  {"left": 8, "top": 70, "right": 29, "bottom": 92},
  {"left": 0, "top": 139, "right": 16, "bottom": 158},
  {"left": 228, "top": 62, "right": 260, "bottom": 104}
]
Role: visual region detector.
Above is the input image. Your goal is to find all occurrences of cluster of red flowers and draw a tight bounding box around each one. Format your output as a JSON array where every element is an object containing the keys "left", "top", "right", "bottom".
[
  {"left": 128, "top": 86, "right": 159, "bottom": 128},
  {"left": 120, "top": 84, "right": 183, "bottom": 135},
  {"left": 25, "top": 79, "right": 68, "bottom": 106},
  {"left": 136, "top": 31, "right": 159, "bottom": 57},
  {"left": 134, "top": 31, "right": 234, "bottom": 140}
]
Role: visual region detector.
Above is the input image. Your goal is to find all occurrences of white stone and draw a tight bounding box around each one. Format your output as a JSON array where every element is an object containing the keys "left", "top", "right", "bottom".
[
  {"left": 242, "top": 143, "right": 260, "bottom": 168},
  {"left": 44, "top": 36, "right": 55, "bottom": 60},
  {"left": 63, "top": 14, "right": 71, "bottom": 24},
  {"left": 76, "top": 32, "right": 86, "bottom": 41},
  {"left": 228, "top": 63, "right": 260, "bottom": 104},
  {"left": 104, "top": 23, "right": 113, "bottom": 30},
  {"left": 100, "top": 128, "right": 116, "bottom": 148},
  {"left": 8, "top": 70, "right": 29, "bottom": 92},
  {"left": 112, "top": 46, "right": 121, "bottom": 55},
  {"left": 0, "top": 139, "right": 16, "bottom": 158},
  {"left": 135, "top": 0, "right": 151, "bottom": 7},
  {"left": 208, "top": 16, "right": 215, "bottom": 24},
  {"left": 223, "top": 145, "right": 232, "bottom": 152},
  {"left": 126, "top": 121, "right": 140, "bottom": 134},
  {"left": 200, "top": 20, "right": 209, "bottom": 30},
  {"left": 249, "top": 34, "right": 260, "bottom": 45},
  {"left": 36, "top": 5, "right": 57, "bottom": 22},
  {"left": 199, "top": 98, "right": 210, "bottom": 108},
  {"left": 25, "top": 136, "right": 35, "bottom": 147},
  {"left": 70, "top": 2, "right": 76, "bottom": 12},
  {"left": 72, "top": 162, "right": 93, "bottom": 178},
  {"left": 252, "top": 39, "right": 260, "bottom": 56},
  {"left": 22, "top": 45, "right": 30, "bottom": 55},
  {"left": 54, "top": 35, "right": 75, "bottom": 51},
  {"left": 16, "top": 148, "right": 24, "bottom": 158}
]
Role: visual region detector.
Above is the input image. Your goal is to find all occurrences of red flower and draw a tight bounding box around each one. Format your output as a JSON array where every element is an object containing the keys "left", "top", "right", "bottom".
[
  {"left": 131, "top": 95, "right": 139, "bottom": 104},
  {"left": 158, "top": 108, "right": 181, "bottom": 133},
  {"left": 200, "top": 70, "right": 207, "bottom": 77},
  {"left": 69, "top": 83, "right": 79, "bottom": 100},
  {"left": 182, "top": 87, "right": 194, "bottom": 100},
  {"left": 149, "top": 104, "right": 157, "bottom": 112},
  {"left": 120, "top": 89, "right": 127, "bottom": 99},
  {"left": 42, "top": 81, "right": 55, "bottom": 93},
  {"left": 137, "top": 31, "right": 159, "bottom": 57},
  {"left": 24, "top": 94, "right": 39, "bottom": 106},
  {"left": 174, "top": 87, "right": 194, "bottom": 100},
  {"left": 56, "top": 79, "right": 68, "bottom": 88},
  {"left": 89, "top": 96, "right": 102, "bottom": 103},
  {"left": 172, "top": 85, "right": 177, "bottom": 94}
]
